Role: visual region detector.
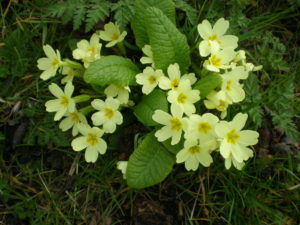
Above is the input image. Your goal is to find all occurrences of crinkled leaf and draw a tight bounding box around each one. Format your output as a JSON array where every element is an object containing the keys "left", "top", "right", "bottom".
[
  {"left": 194, "top": 73, "right": 222, "bottom": 98},
  {"left": 134, "top": 89, "right": 168, "bottom": 126},
  {"left": 145, "top": 7, "right": 191, "bottom": 73},
  {"left": 131, "top": 0, "right": 176, "bottom": 48},
  {"left": 126, "top": 132, "right": 175, "bottom": 188},
  {"left": 84, "top": 56, "right": 139, "bottom": 86}
]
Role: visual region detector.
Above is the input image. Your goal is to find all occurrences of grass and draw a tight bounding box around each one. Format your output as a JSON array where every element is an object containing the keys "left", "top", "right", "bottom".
[{"left": 1, "top": 0, "right": 300, "bottom": 224}]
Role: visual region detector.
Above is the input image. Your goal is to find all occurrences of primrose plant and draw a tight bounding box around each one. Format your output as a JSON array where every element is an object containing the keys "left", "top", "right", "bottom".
[{"left": 37, "top": 1, "right": 262, "bottom": 189}]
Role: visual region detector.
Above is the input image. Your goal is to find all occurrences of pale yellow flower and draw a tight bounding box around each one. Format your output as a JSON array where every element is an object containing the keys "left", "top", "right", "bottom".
[
  {"left": 224, "top": 154, "right": 245, "bottom": 170},
  {"left": 176, "top": 139, "right": 214, "bottom": 171},
  {"left": 136, "top": 67, "right": 164, "bottom": 95},
  {"left": 220, "top": 66, "right": 248, "bottom": 103},
  {"left": 204, "top": 90, "right": 231, "bottom": 118},
  {"left": 204, "top": 48, "right": 236, "bottom": 72},
  {"left": 140, "top": 45, "right": 154, "bottom": 67},
  {"left": 167, "top": 80, "right": 200, "bottom": 116},
  {"left": 59, "top": 110, "right": 87, "bottom": 136},
  {"left": 231, "top": 50, "right": 263, "bottom": 72},
  {"left": 185, "top": 113, "right": 219, "bottom": 149},
  {"left": 198, "top": 18, "right": 238, "bottom": 57},
  {"left": 45, "top": 82, "right": 75, "bottom": 121},
  {"left": 98, "top": 22, "right": 127, "bottom": 47},
  {"left": 117, "top": 161, "right": 128, "bottom": 179},
  {"left": 152, "top": 104, "right": 188, "bottom": 145},
  {"left": 61, "top": 66, "right": 77, "bottom": 84},
  {"left": 72, "top": 34, "right": 101, "bottom": 68},
  {"left": 104, "top": 84, "right": 130, "bottom": 105},
  {"left": 215, "top": 113, "right": 259, "bottom": 163},
  {"left": 158, "top": 63, "right": 197, "bottom": 91},
  {"left": 91, "top": 97, "right": 123, "bottom": 133},
  {"left": 37, "top": 45, "right": 62, "bottom": 80},
  {"left": 71, "top": 124, "right": 107, "bottom": 163}
]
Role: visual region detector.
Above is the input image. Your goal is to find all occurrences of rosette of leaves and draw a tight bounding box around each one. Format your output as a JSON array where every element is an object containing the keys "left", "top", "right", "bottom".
[{"left": 84, "top": 0, "right": 220, "bottom": 188}]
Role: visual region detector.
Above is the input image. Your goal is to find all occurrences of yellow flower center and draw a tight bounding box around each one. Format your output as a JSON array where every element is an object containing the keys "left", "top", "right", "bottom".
[
  {"left": 148, "top": 75, "right": 157, "bottom": 84},
  {"left": 117, "top": 86, "right": 125, "bottom": 91},
  {"left": 177, "top": 93, "right": 187, "bottom": 104},
  {"left": 169, "top": 118, "right": 182, "bottom": 131},
  {"left": 207, "top": 35, "right": 221, "bottom": 46},
  {"left": 198, "top": 122, "right": 212, "bottom": 134},
  {"left": 226, "top": 80, "right": 232, "bottom": 91},
  {"left": 67, "top": 69, "right": 75, "bottom": 77},
  {"left": 60, "top": 96, "right": 69, "bottom": 107},
  {"left": 188, "top": 145, "right": 200, "bottom": 154},
  {"left": 111, "top": 33, "right": 120, "bottom": 41},
  {"left": 217, "top": 100, "right": 227, "bottom": 111},
  {"left": 87, "top": 47, "right": 95, "bottom": 53},
  {"left": 226, "top": 130, "right": 240, "bottom": 144},
  {"left": 209, "top": 55, "right": 221, "bottom": 67},
  {"left": 170, "top": 79, "right": 179, "bottom": 89},
  {"left": 70, "top": 112, "right": 80, "bottom": 123},
  {"left": 52, "top": 58, "right": 60, "bottom": 68},
  {"left": 208, "top": 35, "right": 217, "bottom": 41},
  {"left": 104, "top": 108, "right": 114, "bottom": 119},
  {"left": 86, "top": 133, "right": 98, "bottom": 146}
]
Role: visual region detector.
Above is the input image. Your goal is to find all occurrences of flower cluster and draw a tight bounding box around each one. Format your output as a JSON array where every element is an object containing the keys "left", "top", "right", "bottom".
[
  {"left": 38, "top": 18, "right": 261, "bottom": 180},
  {"left": 38, "top": 22, "right": 128, "bottom": 163},
  {"left": 134, "top": 18, "right": 260, "bottom": 171}
]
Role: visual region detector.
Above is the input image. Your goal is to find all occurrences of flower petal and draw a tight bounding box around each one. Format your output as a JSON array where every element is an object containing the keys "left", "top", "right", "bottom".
[
  {"left": 85, "top": 147, "right": 98, "bottom": 163},
  {"left": 212, "top": 18, "right": 229, "bottom": 36},
  {"left": 238, "top": 130, "right": 259, "bottom": 146},
  {"left": 231, "top": 113, "right": 248, "bottom": 131},
  {"left": 72, "top": 136, "right": 88, "bottom": 151}
]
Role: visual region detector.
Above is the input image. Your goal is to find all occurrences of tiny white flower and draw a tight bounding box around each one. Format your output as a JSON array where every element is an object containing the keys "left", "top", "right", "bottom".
[
  {"left": 220, "top": 66, "right": 248, "bottom": 103},
  {"left": 140, "top": 45, "right": 154, "bottom": 67},
  {"left": 176, "top": 139, "right": 214, "bottom": 171},
  {"left": 104, "top": 84, "right": 130, "bottom": 105},
  {"left": 117, "top": 161, "right": 128, "bottom": 179},
  {"left": 185, "top": 113, "right": 219, "bottom": 149},
  {"left": 45, "top": 82, "right": 75, "bottom": 121},
  {"left": 198, "top": 18, "right": 238, "bottom": 57},
  {"left": 37, "top": 45, "right": 62, "bottom": 80},
  {"left": 152, "top": 104, "right": 188, "bottom": 145},
  {"left": 167, "top": 80, "right": 200, "bottom": 116},
  {"left": 215, "top": 113, "right": 259, "bottom": 163},
  {"left": 91, "top": 97, "right": 123, "bottom": 133},
  {"left": 71, "top": 124, "right": 107, "bottom": 163},
  {"left": 98, "top": 22, "right": 127, "bottom": 47},
  {"left": 72, "top": 34, "right": 101, "bottom": 68},
  {"left": 59, "top": 110, "right": 87, "bottom": 136},
  {"left": 136, "top": 67, "right": 164, "bottom": 95},
  {"left": 158, "top": 63, "right": 197, "bottom": 91},
  {"left": 204, "top": 48, "right": 236, "bottom": 72}
]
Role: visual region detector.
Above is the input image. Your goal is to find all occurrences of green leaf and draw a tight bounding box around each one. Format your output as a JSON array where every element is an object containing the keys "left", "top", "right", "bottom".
[
  {"left": 84, "top": 56, "right": 139, "bottom": 86},
  {"left": 85, "top": 1, "right": 110, "bottom": 32},
  {"left": 194, "top": 73, "right": 222, "bottom": 98},
  {"left": 145, "top": 7, "right": 191, "bottom": 74},
  {"left": 174, "top": 0, "right": 197, "bottom": 25},
  {"left": 131, "top": 0, "right": 176, "bottom": 48},
  {"left": 134, "top": 89, "right": 168, "bottom": 126},
  {"left": 73, "top": 4, "right": 86, "bottom": 30},
  {"left": 126, "top": 132, "right": 175, "bottom": 188},
  {"left": 112, "top": 0, "right": 135, "bottom": 31},
  {"left": 242, "top": 73, "right": 263, "bottom": 129}
]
